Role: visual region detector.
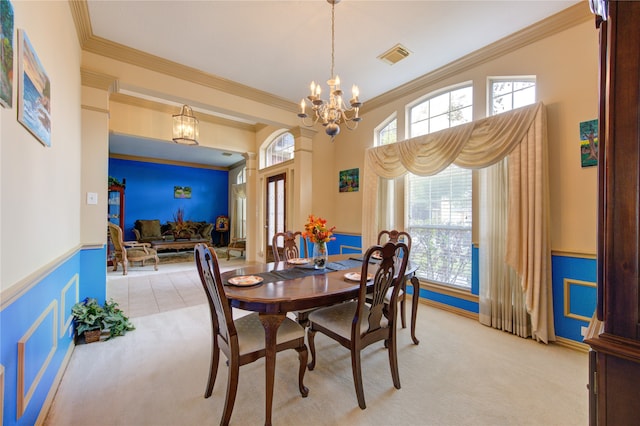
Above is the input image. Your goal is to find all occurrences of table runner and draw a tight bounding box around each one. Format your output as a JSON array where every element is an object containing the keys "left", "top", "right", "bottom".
[{"left": 225, "top": 258, "right": 365, "bottom": 286}]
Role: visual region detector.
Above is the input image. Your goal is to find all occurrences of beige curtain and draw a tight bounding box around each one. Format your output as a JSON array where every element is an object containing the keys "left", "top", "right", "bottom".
[
  {"left": 362, "top": 102, "right": 555, "bottom": 343},
  {"left": 479, "top": 159, "right": 530, "bottom": 338},
  {"left": 230, "top": 183, "right": 246, "bottom": 240}
]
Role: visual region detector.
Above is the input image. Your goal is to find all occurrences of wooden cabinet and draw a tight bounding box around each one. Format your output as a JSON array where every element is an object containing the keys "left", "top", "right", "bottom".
[
  {"left": 585, "top": 1, "right": 640, "bottom": 424},
  {"left": 108, "top": 184, "right": 125, "bottom": 228},
  {"left": 107, "top": 182, "right": 125, "bottom": 265}
]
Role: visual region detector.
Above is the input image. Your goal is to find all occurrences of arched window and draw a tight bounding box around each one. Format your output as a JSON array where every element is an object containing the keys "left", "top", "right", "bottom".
[
  {"left": 265, "top": 132, "right": 294, "bottom": 168},
  {"left": 375, "top": 115, "right": 397, "bottom": 146},
  {"left": 407, "top": 84, "right": 473, "bottom": 289}
]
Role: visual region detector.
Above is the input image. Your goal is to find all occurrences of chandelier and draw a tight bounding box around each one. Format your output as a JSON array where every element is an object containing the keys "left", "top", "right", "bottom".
[
  {"left": 172, "top": 104, "right": 199, "bottom": 145},
  {"left": 298, "top": 0, "right": 362, "bottom": 140}
]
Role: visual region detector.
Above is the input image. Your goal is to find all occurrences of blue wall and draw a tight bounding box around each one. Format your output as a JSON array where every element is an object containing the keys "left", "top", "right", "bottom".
[
  {"left": 330, "top": 233, "right": 596, "bottom": 343},
  {"left": 109, "top": 158, "right": 229, "bottom": 242},
  {"left": 0, "top": 246, "right": 106, "bottom": 425}
]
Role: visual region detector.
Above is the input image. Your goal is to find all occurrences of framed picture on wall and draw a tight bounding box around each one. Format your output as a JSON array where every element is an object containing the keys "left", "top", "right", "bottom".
[
  {"left": 174, "top": 185, "right": 192, "bottom": 198},
  {"left": 580, "top": 119, "right": 598, "bottom": 168},
  {"left": 0, "top": 0, "right": 14, "bottom": 108},
  {"left": 18, "top": 29, "right": 51, "bottom": 147},
  {"left": 339, "top": 168, "right": 359, "bottom": 192}
]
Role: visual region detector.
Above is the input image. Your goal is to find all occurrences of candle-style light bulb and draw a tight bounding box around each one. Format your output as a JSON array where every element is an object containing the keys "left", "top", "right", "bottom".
[
  {"left": 310, "top": 81, "right": 316, "bottom": 97},
  {"left": 300, "top": 99, "right": 306, "bottom": 114},
  {"left": 352, "top": 85, "right": 359, "bottom": 98},
  {"left": 335, "top": 75, "right": 341, "bottom": 89}
]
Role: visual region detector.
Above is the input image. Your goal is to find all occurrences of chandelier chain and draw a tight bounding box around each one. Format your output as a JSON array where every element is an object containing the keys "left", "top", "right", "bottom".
[{"left": 331, "top": 0, "right": 335, "bottom": 79}]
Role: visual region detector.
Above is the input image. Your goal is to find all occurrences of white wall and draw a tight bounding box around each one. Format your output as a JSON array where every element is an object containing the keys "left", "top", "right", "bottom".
[
  {"left": 325, "top": 18, "right": 599, "bottom": 255},
  {"left": 0, "top": 1, "right": 82, "bottom": 290}
]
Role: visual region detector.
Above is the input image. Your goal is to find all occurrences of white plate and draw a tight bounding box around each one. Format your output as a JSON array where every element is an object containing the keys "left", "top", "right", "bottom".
[
  {"left": 227, "top": 275, "right": 264, "bottom": 286},
  {"left": 287, "top": 258, "right": 309, "bottom": 265},
  {"left": 372, "top": 251, "right": 382, "bottom": 260},
  {"left": 344, "top": 272, "right": 373, "bottom": 282}
]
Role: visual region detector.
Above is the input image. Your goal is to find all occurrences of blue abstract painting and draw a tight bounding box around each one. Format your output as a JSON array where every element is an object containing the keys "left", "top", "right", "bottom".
[{"left": 18, "top": 29, "right": 50, "bottom": 147}]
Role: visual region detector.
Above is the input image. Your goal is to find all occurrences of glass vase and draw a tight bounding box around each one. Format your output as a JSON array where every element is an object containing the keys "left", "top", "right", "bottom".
[{"left": 312, "top": 241, "right": 328, "bottom": 269}]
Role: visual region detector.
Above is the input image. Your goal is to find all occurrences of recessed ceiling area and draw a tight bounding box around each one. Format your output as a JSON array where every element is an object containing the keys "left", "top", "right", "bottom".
[{"left": 109, "top": 133, "right": 244, "bottom": 169}]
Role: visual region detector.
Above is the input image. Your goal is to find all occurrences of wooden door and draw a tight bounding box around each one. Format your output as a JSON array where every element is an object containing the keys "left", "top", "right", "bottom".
[{"left": 265, "top": 173, "right": 286, "bottom": 262}]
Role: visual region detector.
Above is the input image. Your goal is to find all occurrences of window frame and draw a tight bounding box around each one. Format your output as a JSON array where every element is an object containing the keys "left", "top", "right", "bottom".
[{"left": 405, "top": 83, "right": 474, "bottom": 290}]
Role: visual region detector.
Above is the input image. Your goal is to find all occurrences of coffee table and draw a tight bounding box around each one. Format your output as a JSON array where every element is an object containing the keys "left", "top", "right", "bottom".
[{"left": 150, "top": 238, "right": 209, "bottom": 252}]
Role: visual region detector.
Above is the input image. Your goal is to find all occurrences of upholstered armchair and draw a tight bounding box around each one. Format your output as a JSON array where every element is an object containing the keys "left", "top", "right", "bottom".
[{"left": 109, "top": 222, "right": 159, "bottom": 275}]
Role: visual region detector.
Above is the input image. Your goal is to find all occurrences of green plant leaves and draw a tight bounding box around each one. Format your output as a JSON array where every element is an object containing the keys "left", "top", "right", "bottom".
[{"left": 71, "top": 297, "right": 135, "bottom": 340}]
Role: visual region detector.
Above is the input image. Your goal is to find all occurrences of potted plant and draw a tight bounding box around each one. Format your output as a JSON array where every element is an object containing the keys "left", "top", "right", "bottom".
[
  {"left": 71, "top": 297, "right": 105, "bottom": 343},
  {"left": 71, "top": 297, "right": 135, "bottom": 343},
  {"left": 102, "top": 299, "right": 135, "bottom": 338}
]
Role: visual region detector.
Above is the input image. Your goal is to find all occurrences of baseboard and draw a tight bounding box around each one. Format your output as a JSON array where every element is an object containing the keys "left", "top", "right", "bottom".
[
  {"left": 555, "top": 336, "right": 589, "bottom": 353},
  {"left": 423, "top": 298, "right": 589, "bottom": 352}
]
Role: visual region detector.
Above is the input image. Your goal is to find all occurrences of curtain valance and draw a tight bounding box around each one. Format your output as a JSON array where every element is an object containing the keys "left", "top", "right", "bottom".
[{"left": 361, "top": 101, "right": 554, "bottom": 342}]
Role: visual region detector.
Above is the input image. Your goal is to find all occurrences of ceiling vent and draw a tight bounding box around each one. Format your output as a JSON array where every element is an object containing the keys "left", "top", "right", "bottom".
[{"left": 378, "top": 43, "right": 411, "bottom": 65}]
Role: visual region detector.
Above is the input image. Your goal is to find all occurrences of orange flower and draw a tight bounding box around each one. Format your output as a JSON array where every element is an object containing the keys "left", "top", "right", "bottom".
[{"left": 302, "top": 214, "right": 336, "bottom": 244}]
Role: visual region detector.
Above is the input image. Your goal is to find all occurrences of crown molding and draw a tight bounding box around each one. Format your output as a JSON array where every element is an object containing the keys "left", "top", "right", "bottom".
[
  {"left": 71, "top": 0, "right": 592, "bottom": 119},
  {"left": 362, "top": 2, "right": 594, "bottom": 113},
  {"left": 80, "top": 68, "right": 118, "bottom": 92},
  {"left": 70, "top": 1, "right": 298, "bottom": 114},
  {"left": 68, "top": 0, "right": 92, "bottom": 46},
  {"left": 109, "top": 153, "right": 230, "bottom": 171},
  {"left": 109, "top": 93, "right": 256, "bottom": 132}
]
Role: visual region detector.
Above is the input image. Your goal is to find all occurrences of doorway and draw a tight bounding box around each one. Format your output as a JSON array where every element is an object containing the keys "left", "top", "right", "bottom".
[{"left": 265, "top": 172, "right": 286, "bottom": 262}]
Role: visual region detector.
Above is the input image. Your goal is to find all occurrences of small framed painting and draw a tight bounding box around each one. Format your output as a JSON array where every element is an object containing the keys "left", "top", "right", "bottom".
[
  {"left": 580, "top": 119, "right": 598, "bottom": 168},
  {"left": 18, "top": 29, "right": 51, "bottom": 147},
  {"left": 339, "top": 168, "right": 359, "bottom": 192},
  {"left": 0, "top": 0, "right": 14, "bottom": 108},
  {"left": 174, "top": 186, "right": 192, "bottom": 199}
]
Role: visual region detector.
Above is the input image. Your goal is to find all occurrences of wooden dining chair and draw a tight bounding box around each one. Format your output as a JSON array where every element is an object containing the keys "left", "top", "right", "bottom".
[
  {"left": 377, "top": 230, "right": 412, "bottom": 328},
  {"left": 194, "top": 244, "right": 309, "bottom": 425},
  {"left": 307, "top": 240, "right": 410, "bottom": 409},
  {"left": 271, "top": 230, "right": 308, "bottom": 262},
  {"left": 271, "top": 231, "right": 314, "bottom": 326}
]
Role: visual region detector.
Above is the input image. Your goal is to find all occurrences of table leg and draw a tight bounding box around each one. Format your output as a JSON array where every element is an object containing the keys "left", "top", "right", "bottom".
[
  {"left": 258, "top": 313, "right": 285, "bottom": 426},
  {"left": 409, "top": 276, "right": 420, "bottom": 345}
]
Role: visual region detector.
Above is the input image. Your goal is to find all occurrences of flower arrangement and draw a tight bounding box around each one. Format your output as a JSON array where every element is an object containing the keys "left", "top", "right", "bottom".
[{"left": 302, "top": 214, "right": 336, "bottom": 244}]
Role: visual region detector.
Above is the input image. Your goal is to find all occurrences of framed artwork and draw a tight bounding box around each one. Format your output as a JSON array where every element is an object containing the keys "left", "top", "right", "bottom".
[
  {"left": 174, "top": 185, "right": 192, "bottom": 199},
  {"left": 339, "top": 168, "right": 359, "bottom": 192},
  {"left": 18, "top": 29, "right": 51, "bottom": 147},
  {"left": 0, "top": 0, "right": 14, "bottom": 108},
  {"left": 580, "top": 119, "right": 598, "bottom": 168},
  {"left": 215, "top": 215, "right": 229, "bottom": 231}
]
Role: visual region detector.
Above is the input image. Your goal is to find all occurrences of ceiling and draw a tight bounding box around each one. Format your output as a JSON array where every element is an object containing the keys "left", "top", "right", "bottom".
[{"left": 89, "top": 0, "right": 581, "bottom": 167}]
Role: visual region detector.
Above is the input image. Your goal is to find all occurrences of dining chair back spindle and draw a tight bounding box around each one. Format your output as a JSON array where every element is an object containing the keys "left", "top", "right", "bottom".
[
  {"left": 194, "top": 244, "right": 309, "bottom": 425},
  {"left": 377, "top": 230, "right": 412, "bottom": 328},
  {"left": 306, "top": 240, "right": 410, "bottom": 409},
  {"left": 272, "top": 230, "right": 308, "bottom": 262}
]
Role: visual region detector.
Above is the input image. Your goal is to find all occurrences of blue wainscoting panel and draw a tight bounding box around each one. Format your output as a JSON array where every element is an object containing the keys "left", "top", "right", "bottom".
[
  {"left": 330, "top": 233, "right": 362, "bottom": 256},
  {"left": 0, "top": 246, "right": 105, "bottom": 425},
  {"left": 552, "top": 254, "right": 597, "bottom": 342}
]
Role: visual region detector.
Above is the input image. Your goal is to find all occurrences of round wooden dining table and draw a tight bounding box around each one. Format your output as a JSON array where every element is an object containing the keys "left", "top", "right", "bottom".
[{"left": 220, "top": 255, "right": 419, "bottom": 426}]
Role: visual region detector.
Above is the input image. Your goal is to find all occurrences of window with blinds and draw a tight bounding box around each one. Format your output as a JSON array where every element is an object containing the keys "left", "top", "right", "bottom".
[{"left": 407, "top": 84, "right": 473, "bottom": 289}]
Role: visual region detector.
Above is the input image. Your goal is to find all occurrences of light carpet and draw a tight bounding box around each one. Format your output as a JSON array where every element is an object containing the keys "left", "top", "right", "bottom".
[{"left": 45, "top": 262, "right": 588, "bottom": 426}]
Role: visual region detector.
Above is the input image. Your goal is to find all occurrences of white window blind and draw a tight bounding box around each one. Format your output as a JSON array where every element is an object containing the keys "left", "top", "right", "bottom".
[{"left": 407, "top": 84, "right": 473, "bottom": 289}]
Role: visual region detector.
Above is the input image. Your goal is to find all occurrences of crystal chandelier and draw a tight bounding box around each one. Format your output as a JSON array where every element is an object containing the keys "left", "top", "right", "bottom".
[
  {"left": 172, "top": 104, "right": 199, "bottom": 145},
  {"left": 298, "top": 0, "right": 362, "bottom": 140}
]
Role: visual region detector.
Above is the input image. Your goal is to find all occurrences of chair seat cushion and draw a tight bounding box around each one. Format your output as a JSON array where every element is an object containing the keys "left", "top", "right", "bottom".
[
  {"left": 127, "top": 247, "right": 158, "bottom": 258},
  {"left": 308, "top": 302, "right": 389, "bottom": 340},
  {"left": 235, "top": 313, "right": 305, "bottom": 354}
]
